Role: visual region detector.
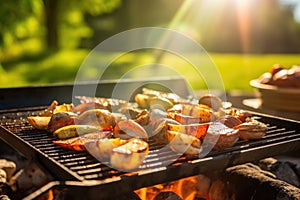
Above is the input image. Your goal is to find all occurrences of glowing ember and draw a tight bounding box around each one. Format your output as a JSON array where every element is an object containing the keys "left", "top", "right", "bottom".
[{"left": 135, "top": 174, "right": 211, "bottom": 200}]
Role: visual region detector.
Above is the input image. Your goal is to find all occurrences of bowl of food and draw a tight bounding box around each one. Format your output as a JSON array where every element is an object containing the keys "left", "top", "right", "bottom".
[{"left": 250, "top": 64, "right": 300, "bottom": 111}]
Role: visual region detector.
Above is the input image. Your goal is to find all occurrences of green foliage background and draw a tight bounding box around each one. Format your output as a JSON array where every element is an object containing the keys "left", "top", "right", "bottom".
[
  {"left": 0, "top": 0, "right": 299, "bottom": 92},
  {"left": 1, "top": 50, "right": 299, "bottom": 92}
]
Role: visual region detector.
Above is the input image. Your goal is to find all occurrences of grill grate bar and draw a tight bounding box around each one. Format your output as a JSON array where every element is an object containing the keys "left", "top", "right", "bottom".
[
  {"left": 263, "top": 130, "right": 296, "bottom": 138},
  {"left": 70, "top": 163, "right": 102, "bottom": 171},
  {"left": 57, "top": 156, "right": 91, "bottom": 163},
  {"left": 49, "top": 152, "right": 88, "bottom": 159},
  {"left": 33, "top": 143, "right": 57, "bottom": 149},
  {"left": 43, "top": 149, "right": 72, "bottom": 154},
  {"left": 203, "top": 129, "right": 298, "bottom": 158},
  {"left": 24, "top": 138, "right": 54, "bottom": 143},
  {"left": 0, "top": 107, "right": 299, "bottom": 188},
  {"left": 35, "top": 146, "right": 62, "bottom": 151}
]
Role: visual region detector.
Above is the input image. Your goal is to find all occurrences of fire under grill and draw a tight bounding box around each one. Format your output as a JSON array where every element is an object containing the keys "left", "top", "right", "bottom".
[{"left": 0, "top": 106, "right": 300, "bottom": 199}]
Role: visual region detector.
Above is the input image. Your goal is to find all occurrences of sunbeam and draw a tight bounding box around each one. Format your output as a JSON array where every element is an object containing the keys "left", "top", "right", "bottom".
[{"left": 236, "top": 0, "right": 252, "bottom": 53}]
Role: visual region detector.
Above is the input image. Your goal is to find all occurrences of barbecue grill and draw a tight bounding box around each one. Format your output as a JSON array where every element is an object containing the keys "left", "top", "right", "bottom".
[{"left": 0, "top": 77, "right": 299, "bottom": 199}]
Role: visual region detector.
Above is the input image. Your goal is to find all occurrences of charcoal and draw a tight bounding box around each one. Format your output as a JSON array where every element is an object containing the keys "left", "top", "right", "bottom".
[
  {"left": 0, "top": 195, "right": 10, "bottom": 200},
  {"left": 154, "top": 191, "right": 182, "bottom": 200},
  {"left": 0, "top": 183, "right": 14, "bottom": 200},
  {"left": 259, "top": 157, "right": 300, "bottom": 187},
  {"left": 0, "top": 159, "right": 16, "bottom": 180},
  {"left": 209, "top": 162, "right": 300, "bottom": 200},
  {"left": 0, "top": 170, "right": 6, "bottom": 183}
]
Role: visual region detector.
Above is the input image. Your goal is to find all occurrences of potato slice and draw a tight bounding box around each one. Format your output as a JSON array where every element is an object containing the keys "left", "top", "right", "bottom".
[
  {"left": 110, "top": 138, "right": 149, "bottom": 171},
  {"left": 168, "top": 123, "right": 209, "bottom": 139},
  {"left": 53, "top": 125, "right": 99, "bottom": 139},
  {"left": 85, "top": 138, "right": 127, "bottom": 161},
  {"left": 113, "top": 120, "right": 148, "bottom": 141},
  {"left": 234, "top": 119, "right": 268, "bottom": 140},
  {"left": 167, "top": 130, "right": 202, "bottom": 155},
  {"left": 169, "top": 113, "right": 202, "bottom": 124},
  {"left": 77, "top": 109, "right": 115, "bottom": 130},
  {"left": 53, "top": 137, "right": 86, "bottom": 151},
  {"left": 182, "top": 104, "right": 214, "bottom": 118},
  {"left": 54, "top": 131, "right": 112, "bottom": 152},
  {"left": 216, "top": 115, "right": 242, "bottom": 128},
  {"left": 27, "top": 116, "right": 51, "bottom": 130},
  {"left": 205, "top": 122, "right": 239, "bottom": 151},
  {"left": 134, "top": 93, "right": 151, "bottom": 109},
  {"left": 47, "top": 112, "right": 77, "bottom": 133},
  {"left": 149, "top": 96, "right": 174, "bottom": 111},
  {"left": 198, "top": 94, "right": 223, "bottom": 111}
]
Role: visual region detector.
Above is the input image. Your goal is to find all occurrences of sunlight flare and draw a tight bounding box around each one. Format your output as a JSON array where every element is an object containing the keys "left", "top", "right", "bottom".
[{"left": 236, "top": 0, "right": 252, "bottom": 53}]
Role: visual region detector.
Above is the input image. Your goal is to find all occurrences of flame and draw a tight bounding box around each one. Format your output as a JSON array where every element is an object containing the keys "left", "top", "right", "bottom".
[
  {"left": 37, "top": 189, "right": 54, "bottom": 200},
  {"left": 36, "top": 176, "right": 211, "bottom": 199},
  {"left": 135, "top": 175, "right": 211, "bottom": 200},
  {"left": 36, "top": 188, "right": 64, "bottom": 200}
]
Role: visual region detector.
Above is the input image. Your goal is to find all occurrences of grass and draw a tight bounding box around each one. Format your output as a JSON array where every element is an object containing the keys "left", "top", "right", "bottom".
[
  {"left": 0, "top": 49, "right": 89, "bottom": 87},
  {"left": 211, "top": 54, "right": 300, "bottom": 91},
  {"left": 1, "top": 49, "right": 299, "bottom": 92}
]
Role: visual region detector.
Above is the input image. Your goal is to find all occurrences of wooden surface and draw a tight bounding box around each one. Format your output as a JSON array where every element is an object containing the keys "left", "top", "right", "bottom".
[{"left": 227, "top": 91, "right": 300, "bottom": 122}]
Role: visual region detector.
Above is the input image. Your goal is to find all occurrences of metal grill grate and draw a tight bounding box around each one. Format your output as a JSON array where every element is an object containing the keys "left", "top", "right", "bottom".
[{"left": 0, "top": 107, "right": 300, "bottom": 199}]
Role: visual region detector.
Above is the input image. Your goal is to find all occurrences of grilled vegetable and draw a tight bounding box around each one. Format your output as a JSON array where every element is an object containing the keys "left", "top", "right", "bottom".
[
  {"left": 120, "top": 107, "right": 150, "bottom": 126},
  {"left": 135, "top": 88, "right": 182, "bottom": 110},
  {"left": 27, "top": 116, "right": 51, "bottom": 130},
  {"left": 53, "top": 131, "right": 112, "bottom": 151},
  {"left": 168, "top": 112, "right": 201, "bottom": 124},
  {"left": 110, "top": 138, "right": 149, "bottom": 171},
  {"left": 167, "top": 130, "right": 202, "bottom": 155},
  {"left": 47, "top": 112, "right": 77, "bottom": 133},
  {"left": 76, "top": 96, "right": 131, "bottom": 111},
  {"left": 77, "top": 109, "right": 115, "bottom": 130},
  {"left": 38, "top": 100, "right": 58, "bottom": 116},
  {"left": 134, "top": 93, "right": 151, "bottom": 109},
  {"left": 228, "top": 109, "right": 252, "bottom": 123},
  {"left": 53, "top": 104, "right": 74, "bottom": 114},
  {"left": 198, "top": 94, "right": 222, "bottom": 111},
  {"left": 168, "top": 123, "right": 209, "bottom": 139},
  {"left": 168, "top": 104, "right": 215, "bottom": 124},
  {"left": 149, "top": 96, "right": 174, "bottom": 111},
  {"left": 53, "top": 125, "right": 99, "bottom": 139},
  {"left": 145, "top": 118, "right": 167, "bottom": 144},
  {"left": 53, "top": 137, "right": 86, "bottom": 151},
  {"left": 181, "top": 104, "right": 215, "bottom": 122},
  {"left": 141, "top": 88, "right": 184, "bottom": 104},
  {"left": 113, "top": 120, "right": 148, "bottom": 141},
  {"left": 39, "top": 100, "right": 74, "bottom": 116},
  {"left": 74, "top": 102, "right": 106, "bottom": 113},
  {"left": 85, "top": 138, "right": 127, "bottom": 161},
  {"left": 216, "top": 115, "right": 242, "bottom": 128},
  {"left": 205, "top": 122, "right": 239, "bottom": 151},
  {"left": 234, "top": 119, "right": 268, "bottom": 140}
]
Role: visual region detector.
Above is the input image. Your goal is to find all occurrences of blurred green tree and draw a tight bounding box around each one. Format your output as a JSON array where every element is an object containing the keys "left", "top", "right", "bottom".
[
  {"left": 43, "top": 0, "right": 121, "bottom": 49},
  {"left": 0, "top": 0, "right": 41, "bottom": 49},
  {"left": 0, "top": 0, "right": 121, "bottom": 52}
]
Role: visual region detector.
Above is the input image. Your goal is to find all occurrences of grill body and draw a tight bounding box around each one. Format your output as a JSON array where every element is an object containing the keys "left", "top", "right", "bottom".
[
  {"left": 0, "top": 107, "right": 300, "bottom": 199},
  {"left": 0, "top": 78, "right": 299, "bottom": 199}
]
